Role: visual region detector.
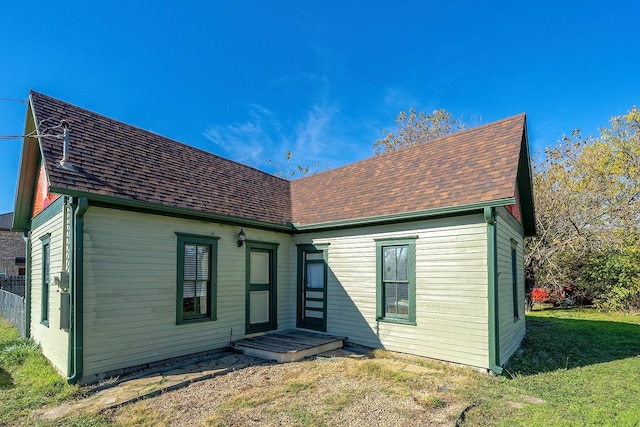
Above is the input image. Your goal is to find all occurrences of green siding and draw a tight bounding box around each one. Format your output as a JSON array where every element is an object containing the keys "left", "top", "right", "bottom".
[
  {"left": 81, "top": 207, "right": 294, "bottom": 378},
  {"left": 294, "top": 214, "right": 490, "bottom": 369},
  {"left": 496, "top": 207, "right": 526, "bottom": 364},
  {"left": 29, "top": 206, "right": 69, "bottom": 375}
]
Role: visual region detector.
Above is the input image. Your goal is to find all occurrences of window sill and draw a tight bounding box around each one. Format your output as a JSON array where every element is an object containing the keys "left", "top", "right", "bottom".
[
  {"left": 377, "top": 317, "right": 416, "bottom": 326},
  {"left": 177, "top": 316, "right": 216, "bottom": 325},
  {"left": 40, "top": 320, "right": 49, "bottom": 328}
]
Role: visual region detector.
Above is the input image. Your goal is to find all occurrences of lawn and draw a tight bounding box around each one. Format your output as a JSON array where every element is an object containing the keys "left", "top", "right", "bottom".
[
  {"left": 1, "top": 308, "right": 639, "bottom": 426},
  {"left": 464, "top": 308, "right": 640, "bottom": 426}
]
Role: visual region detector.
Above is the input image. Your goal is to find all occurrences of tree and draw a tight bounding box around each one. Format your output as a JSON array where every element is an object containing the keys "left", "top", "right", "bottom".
[
  {"left": 373, "top": 108, "right": 466, "bottom": 155},
  {"left": 268, "top": 150, "right": 328, "bottom": 179},
  {"left": 526, "top": 107, "right": 640, "bottom": 311}
]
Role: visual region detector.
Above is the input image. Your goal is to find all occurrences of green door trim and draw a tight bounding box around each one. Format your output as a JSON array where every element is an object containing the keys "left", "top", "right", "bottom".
[
  {"left": 245, "top": 241, "right": 279, "bottom": 334},
  {"left": 296, "top": 244, "right": 329, "bottom": 332}
]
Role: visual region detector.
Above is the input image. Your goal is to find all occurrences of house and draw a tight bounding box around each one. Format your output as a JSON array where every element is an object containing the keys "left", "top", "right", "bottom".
[
  {"left": 13, "top": 91, "right": 535, "bottom": 384},
  {"left": 0, "top": 212, "right": 25, "bottom": 278}
]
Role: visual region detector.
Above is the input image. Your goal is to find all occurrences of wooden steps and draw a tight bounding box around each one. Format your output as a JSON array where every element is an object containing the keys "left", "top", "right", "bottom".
[{"left": 232, "top": 329, "right": 346, "bottom": 362}]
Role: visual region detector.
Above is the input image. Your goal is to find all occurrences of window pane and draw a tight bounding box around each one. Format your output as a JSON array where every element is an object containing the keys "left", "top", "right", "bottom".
[
  {"left": 306, "top": 263, "right": 324, "bottom": 289},
  {"left": 250, "top": 251, "right": 270, "bottom": 284},
  {"left": 197, "top": 246, "right": 209, "bottom": 280},
  {"left": 250, "top": 290, "right": 269, "bottom": 324},
  {"left": 183, "top": 281, "right": 196, "bottom": 298},
  {"left": 184, "top": 245, "right": 197, "bottom": 280},
  {"left": 385, "top": 282, "right": 397, "bottom": 314},
  {"left": 183, "top": 281, "right": 207, "bottom": 316},
  {"left": 305, "top": 252, "right": 323, "bottom": 261},
  {"left": 383, "top": 247, "right": 397, "bottom": 281},
  {"left": 396, "top": 247, "right": 408, "bottom": 281},
  {"left": 397, "top": 283, "right": 409, "bottom": 315}
]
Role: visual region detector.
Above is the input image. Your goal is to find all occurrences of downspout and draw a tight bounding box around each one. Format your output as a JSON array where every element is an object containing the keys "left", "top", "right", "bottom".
[
  {"left": 67, "top": 197, "right": 88, "bottom": 384},
  {"left": 484, "top": 207, "right": 502, "bottom": 375},
  {"left": 23, "top": 232, "right": 31, "bottom": 338}
]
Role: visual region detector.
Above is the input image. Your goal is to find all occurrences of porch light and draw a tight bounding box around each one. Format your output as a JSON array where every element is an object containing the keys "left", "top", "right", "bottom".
[{"left": 237, "top": 229, "right": 246, "bottom": 247}]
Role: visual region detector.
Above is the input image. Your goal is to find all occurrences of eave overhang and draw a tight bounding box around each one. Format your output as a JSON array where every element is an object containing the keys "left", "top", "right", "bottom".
[
  {"left": 293, "top": 198, "right": 517, "bottom": 232},
  {"left": 12, "top": 98, "right": 40, "bottom": 232}
]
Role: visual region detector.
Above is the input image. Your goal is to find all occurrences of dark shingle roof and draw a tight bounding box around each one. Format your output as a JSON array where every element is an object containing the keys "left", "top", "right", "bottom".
[
  {"left": 26, "top": 91, "right": 530, "bottom": 230},
  {"left": 0, "top": 212, "right": 13, "bottom": 230},
  {"left": 290, "top": 114, "right": 526, "bottom": 226},
  {"left": 30, "top": 91, "right": 292, "bottom": 226}
]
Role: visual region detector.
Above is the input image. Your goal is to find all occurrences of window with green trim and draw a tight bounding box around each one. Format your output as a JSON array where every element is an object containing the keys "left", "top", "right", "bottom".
[
  {"left": 376, "top": 238, "right": 416, "bottom": 324},
  {"left": 41, "top": 235, "right": 51, "bottom": 326},
  {"left": 176, "top": 234, "right": 219, "bottom": 324},
  {"left": 511, "top": 240, "right": 519, "bottom": 320}
]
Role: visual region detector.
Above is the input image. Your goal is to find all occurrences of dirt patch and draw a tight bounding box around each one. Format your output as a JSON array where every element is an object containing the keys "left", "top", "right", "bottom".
[{"left": 105, "top": 350, "right": 474, "bottom": 426}]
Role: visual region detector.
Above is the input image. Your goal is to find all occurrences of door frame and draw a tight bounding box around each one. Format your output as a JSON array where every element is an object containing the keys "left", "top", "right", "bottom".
[
  {"left": 245, "top": 241, "right": 279, "bottom": 334},
  {"left": 296, "top": 243, "right": 329, "bottom": 332}
]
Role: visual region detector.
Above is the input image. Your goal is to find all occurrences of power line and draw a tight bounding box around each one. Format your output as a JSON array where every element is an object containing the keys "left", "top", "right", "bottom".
[{"left": 0, "top": 97, "right": 27, "bottom": 103}]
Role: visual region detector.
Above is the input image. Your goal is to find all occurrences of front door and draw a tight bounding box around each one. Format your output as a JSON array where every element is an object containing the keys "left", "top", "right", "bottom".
[
  {"left": 246, "top": 242, "right": 278, "bottom": 334},
  {"left": 297, "top": 245, "right": 328, "bottom": 331}
]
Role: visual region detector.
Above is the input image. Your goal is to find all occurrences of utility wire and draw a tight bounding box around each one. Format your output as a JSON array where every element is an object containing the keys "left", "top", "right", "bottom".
[
  {"left": 0, "top": 97, "right": 27, "bottom": 103},
  {"left": 0, "top": 118, "right": 67, "bottom": 140}
]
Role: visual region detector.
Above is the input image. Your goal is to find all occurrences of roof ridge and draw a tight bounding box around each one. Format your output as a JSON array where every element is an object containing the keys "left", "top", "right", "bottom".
[{"left": 29, "top": 90, "right": 289, "bottom": 184}]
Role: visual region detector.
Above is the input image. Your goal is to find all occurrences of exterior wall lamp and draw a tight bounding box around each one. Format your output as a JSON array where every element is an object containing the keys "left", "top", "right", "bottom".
[{"left": 237, "top": 229, "right": 246, "bottom": 247}]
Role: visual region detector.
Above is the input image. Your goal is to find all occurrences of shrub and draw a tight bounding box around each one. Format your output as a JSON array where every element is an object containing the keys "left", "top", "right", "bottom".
[
  {"left": 583, "top": 250, "right": 640, "bottom": 312},
  {"left": 531, "top": 288, "right": 550, "bottom": 303}
]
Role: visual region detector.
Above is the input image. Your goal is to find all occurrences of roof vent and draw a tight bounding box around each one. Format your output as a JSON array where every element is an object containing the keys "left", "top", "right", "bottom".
[{"left": 59, "top": 120, "right": 76, "bottom": 171}]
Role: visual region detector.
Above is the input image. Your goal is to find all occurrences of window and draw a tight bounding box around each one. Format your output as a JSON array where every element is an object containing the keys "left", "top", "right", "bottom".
[
  {"left": 511, "top": 240, "right": 519, "bottom": 319},
  {"left": 176, "top": 234, "right": 219, "bottom": 324},
  {"left": 376, "top": 238, "right": 416, "bottom": 324},
  {"left": 41, "top": 235, "right": 51, "bottom": 326}
]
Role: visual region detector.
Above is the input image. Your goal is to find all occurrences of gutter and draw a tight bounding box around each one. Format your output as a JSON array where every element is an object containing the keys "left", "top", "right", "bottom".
[
  {"left": 67, "top": 197, "right": 88, "bottom": 384},
  {"left": 484, "top": 207, "right": 503, "bottom": 375}
]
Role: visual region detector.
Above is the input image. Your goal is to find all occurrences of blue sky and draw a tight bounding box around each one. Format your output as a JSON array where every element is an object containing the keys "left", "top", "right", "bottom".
[{"left": 1, "top": 1, "right": 639, "bottom": 214}]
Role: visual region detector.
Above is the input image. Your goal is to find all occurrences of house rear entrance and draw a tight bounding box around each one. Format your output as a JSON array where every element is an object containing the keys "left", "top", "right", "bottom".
[{"left": 297, "top": 245, "right": 328, "bottom": 332}]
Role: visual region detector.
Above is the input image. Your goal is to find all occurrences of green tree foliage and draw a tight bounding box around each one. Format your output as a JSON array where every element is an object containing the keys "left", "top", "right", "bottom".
[
  {"left": 528, "top": 107, "right": 640, "bottom": 311},
  {"left": 373, "top": 108, "right": 466, "bottom": 155}
]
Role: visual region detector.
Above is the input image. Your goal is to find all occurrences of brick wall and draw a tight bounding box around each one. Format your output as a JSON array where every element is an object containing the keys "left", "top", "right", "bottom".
[{"left": 0, "top": 230, "right": 26, "bottom": 276}]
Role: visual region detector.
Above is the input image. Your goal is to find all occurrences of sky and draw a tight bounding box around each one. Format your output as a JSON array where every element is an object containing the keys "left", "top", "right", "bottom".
[{"left": 1, "top": 1, "right": 639, "bottom": 214}]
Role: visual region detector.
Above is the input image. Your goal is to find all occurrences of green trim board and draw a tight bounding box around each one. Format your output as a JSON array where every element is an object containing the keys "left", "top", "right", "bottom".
[
  {"left": 245, "top": 240, "right": 279, "bottom": 334},
  {"left": 67, "top": 197, "right": 88, "bottom": 384},
  {"left": 296, "top": 244, "right": 329, "bottom": 332},
  {"left": 511, "top": 239, "right": 519, "bottom": 320},
  {"left": 484, "top": 207, "right": 502, "bottom": 374},
  {"left": 40, "top": 234, "right": 51, "bottom": 327},
  {"left": 50, "top": 188, "right": 295, "bottom": 233},
  {"left": 517, "top": 125, "right": 537, "bottom": 237},
  {"left": 375, "top": 237, "right": 417, "bottom": 325},
  {"left": 175, "top": 233, "right": 220, "bottom": 324},
  {"left": 294, "top": 199, "right": 516, "bottom": 232}
]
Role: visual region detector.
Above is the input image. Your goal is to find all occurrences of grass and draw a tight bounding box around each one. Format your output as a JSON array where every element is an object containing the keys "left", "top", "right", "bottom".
[
  {"left": 0, "top": 319, "right": 81, "bottom": 425},
  {"left": 463, "top": 307, "right": 640, "bottom": 426},
  {"left": 1, "top": 308, "right": 639, "bottom": 425}
]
